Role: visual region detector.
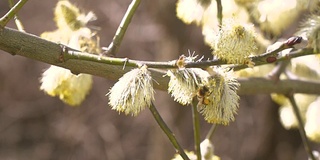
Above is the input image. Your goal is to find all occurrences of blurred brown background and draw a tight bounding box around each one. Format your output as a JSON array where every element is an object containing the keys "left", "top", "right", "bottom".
[{"left": 0, "top": 0, "right": 319, "bottom": 160}]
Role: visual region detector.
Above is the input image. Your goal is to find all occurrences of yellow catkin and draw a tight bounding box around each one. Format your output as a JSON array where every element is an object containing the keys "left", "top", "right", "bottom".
[
  {"left": 211, "top": 18, "right": 257, "bottom": 65},
  {"left": 40, "top": 0, "right": 99, "bottom": 106}
]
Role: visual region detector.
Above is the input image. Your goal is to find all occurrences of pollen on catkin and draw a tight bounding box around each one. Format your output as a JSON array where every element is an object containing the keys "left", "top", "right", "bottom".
[
  {"left": 199, "top": 67, "right": 240, "bottom": 125},
  {"left": 211, "top": 18, "right": 257, "bottom": 65},
  {"left": 108, "top": 66, "right": 154, "bottom": 116}
]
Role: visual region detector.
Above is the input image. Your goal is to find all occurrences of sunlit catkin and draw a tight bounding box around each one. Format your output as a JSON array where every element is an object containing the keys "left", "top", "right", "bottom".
[
  {"left": 176, "top": 0, "right": 211, "bottom": 25},
  {"left": 211, "top": 18, "right": 257, "bottom": 65},
  {"left": 199, "top": 67, "right": 240, "bottom": 125},
  {"left": 305, "top": 98, "right": 320, "bottom": 142},
  {"left": 108, "top": 66, "right": 154, "bottom": 116},
  {"left": 40, "top": 1, "right": 100, "bottom": 106},
  {"left": 40, "top": 66, "right": 92, "bottom": 106}
]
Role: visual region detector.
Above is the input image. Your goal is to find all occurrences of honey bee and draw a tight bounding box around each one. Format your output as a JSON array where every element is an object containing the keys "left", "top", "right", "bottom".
[{"left": 196, "top": 86, "right": 212, "bottom": 111}]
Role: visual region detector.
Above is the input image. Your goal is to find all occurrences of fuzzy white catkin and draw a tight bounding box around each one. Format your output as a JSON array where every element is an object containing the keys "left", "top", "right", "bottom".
[{"left": 108, "top": 66, "right": 154, "bottom": 116}]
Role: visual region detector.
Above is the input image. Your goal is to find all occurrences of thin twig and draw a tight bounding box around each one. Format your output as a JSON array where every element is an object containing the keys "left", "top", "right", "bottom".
[
  {"left": 215, "top": 0, "right": 222, "bottom": 28},
  {"left": 65, "top": 44, "right": 314, "bottom": 71},
  {"left": 192, "top": 100, "right": 201, "bottom": 160},
  {"left": 8, "top": 0, "right": 25, "bottom": 32},
  {"left": 286, "top": 94, "right": 315, "bottom": 160},
  {"left": 149, "top": 102, "right": 190, "bottom": 160},
  {"left": 233, "top": 37, "right": 307, "bottom": 70},
  {"left": 103, "top": 0, "right": 140, "bottom": 56},
  {"left": 267, "top": 60, "right": 289, "bottom": 81},
  {"left": 205, "top": 124, "right": 217, "bottom": 140},
  {"left": 0, "top": 0, "right": 28, "bottom": 29}
]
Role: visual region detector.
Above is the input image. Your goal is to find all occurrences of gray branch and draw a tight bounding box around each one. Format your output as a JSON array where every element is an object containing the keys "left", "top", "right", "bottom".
[{"left": 1, "top": 27, "right": 320, "bottom": 95}]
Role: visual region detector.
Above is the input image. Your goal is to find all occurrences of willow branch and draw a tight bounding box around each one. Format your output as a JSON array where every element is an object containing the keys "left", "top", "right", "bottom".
[
  {"left": 0, "top": 0, "right": 28, "bottom": 29},
  {"left": 103, "top": 0, "right": 140, "bottom": 56},
  {"left": 149, "top": 102, "right": 190, "bottom": 160},
  {"left": 1, "top": 27, "right": 320, "bottom": 94},
  {"left": 2, "top": 27, "right": 315, "bottom": 70}
]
